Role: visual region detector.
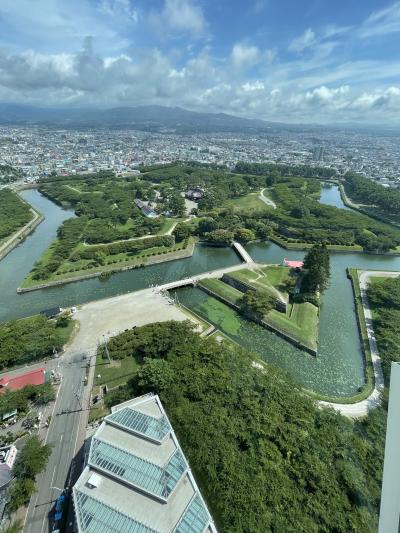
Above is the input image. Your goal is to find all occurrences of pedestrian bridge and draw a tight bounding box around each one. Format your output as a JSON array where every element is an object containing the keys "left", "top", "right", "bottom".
[{"left": 232, "top": 241, "right": 254, "bottom": 264}]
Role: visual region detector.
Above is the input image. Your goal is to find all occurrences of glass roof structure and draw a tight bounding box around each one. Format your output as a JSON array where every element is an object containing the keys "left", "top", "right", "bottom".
[
  {"left": 89, "top": 437, "right": 187, "bottom": 500},
  {"left": 74, "top": 490, "right": 158, "bottom": 533},
  {"left": 73, "top": 395, "right": 216, "bottom": 533},
  {"left": 174, "top": 495, "right": 210, "bottom": 533},
  {"left": 106, "top": 407, "right": 171, "bottom": 443}
]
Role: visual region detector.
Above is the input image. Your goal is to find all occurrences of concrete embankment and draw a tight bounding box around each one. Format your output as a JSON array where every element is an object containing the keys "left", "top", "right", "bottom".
[
  {"left": 17, "top": 240, "right": 195, "bottom": 293},
  {"left": 197, "top": 282, "right": 317, "bottom": 356},
  {"left": 0, "top": 208, "right": 44, "bottom": 261}
]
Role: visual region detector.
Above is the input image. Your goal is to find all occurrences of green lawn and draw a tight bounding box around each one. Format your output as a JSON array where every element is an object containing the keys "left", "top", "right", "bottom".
[
  {"left": 20, "top": 238, "right": 194, "bottom": 288},
  {"left": 158, "top": 218, "right": 176, "bottom": 234},
  {"left": 265, "top": 303, "right": 318, "bottom": 351},
  {"left": 197, "top": 278, "right": 242, "bottom": 304},
  {"left": 197, "top": 274, "right": 319, "bottom": 352},
  {"left": 94, "top": 354, "right": 138, "bottom": 388},
  {"left": 226, "top": 266, "right": 290, "bottom": 301},
  {"left": 223, "top": 192, "right": 268, "bottom": 212}
]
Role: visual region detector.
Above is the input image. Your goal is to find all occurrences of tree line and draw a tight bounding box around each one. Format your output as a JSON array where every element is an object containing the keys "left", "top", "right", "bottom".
[
  {"left": 98, "top": 320, "right": 385, "bottom": 532},
  {"left": 0, "top": 314, "right": 72, "bottom": 369},
  {"left": 0, "top": 190, "right": 33, "bottom": 241},
  {"left": 367, "top": 277, "right": 400, "bottom": 383},
  {"left": 345, "top": 172, "right": 400, "bottom": 219}
]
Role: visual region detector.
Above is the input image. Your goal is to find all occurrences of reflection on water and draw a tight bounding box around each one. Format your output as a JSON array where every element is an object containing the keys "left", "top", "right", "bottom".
[{"left": 319, "top": 183, "right": 351, "bottom": 210}]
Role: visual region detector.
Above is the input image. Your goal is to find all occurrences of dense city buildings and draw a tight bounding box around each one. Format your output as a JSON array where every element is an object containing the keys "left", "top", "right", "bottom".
[{"left": 1, "top": 125, "right": 400, "bottom": 185}]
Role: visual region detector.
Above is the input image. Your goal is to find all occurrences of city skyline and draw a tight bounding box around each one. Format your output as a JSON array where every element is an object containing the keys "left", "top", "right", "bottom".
[{"left": 0, "top": 0, "right": 399, "bottom": 124}]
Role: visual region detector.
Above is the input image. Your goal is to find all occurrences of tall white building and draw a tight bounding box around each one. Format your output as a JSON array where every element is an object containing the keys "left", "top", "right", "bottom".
[{"left": 73, "top": 393, "right": 216, "bottom": 533}]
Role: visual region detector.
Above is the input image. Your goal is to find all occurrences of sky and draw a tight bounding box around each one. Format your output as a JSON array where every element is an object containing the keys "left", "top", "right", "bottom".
[{"left": 0, "top": 0, "right": 399, "bottom": 124}]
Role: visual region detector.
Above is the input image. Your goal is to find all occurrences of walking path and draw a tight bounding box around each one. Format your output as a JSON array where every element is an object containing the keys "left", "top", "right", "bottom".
[
  {"left": 320, "top": 270, "right": 400, "bottom": 417},
  {"left": 259, "top": 188, "right": 277, "bottom": 209}
]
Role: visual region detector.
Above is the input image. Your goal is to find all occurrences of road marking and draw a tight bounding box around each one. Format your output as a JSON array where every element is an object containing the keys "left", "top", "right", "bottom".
[{"left": 50, "top": 465, "right": 57, "bottom": 489}]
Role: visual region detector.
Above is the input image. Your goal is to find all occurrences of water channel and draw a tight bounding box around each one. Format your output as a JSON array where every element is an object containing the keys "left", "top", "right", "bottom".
[
  {"left": 319, "top": 182, "right": 351, "bottom": 210},
  {"left": 0, "top": 190, "right": 240, "bottom": 322},
  {"left": 1, "top": 187, "right": 400, "bottom": 397}
]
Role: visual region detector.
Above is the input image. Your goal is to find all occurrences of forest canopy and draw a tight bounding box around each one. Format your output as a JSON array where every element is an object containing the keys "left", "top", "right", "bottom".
[
  {"left": 0, "top": 190, "right": 33, "bottom": 241},
  {"left": 100, "top": 320, "right": 384, "bottom": 533}
]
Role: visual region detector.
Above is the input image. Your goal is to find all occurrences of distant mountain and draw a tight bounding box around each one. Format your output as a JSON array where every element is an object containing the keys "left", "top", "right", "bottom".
[{"left": 0, "top": 103, "right": 279, "bottom": 133}]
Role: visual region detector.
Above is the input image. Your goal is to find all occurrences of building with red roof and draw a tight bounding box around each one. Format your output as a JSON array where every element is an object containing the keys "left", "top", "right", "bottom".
[
  {"left": 283, "top": 258, "right": 304, "bottom": 269},
  {"left": 0, "top": 368, "right": 46, "bottom": 392}
]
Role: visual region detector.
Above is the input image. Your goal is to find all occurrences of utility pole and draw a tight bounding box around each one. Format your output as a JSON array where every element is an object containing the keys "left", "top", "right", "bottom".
[{"left": 103, "top": 335, "right": 111, "bottom": 364}]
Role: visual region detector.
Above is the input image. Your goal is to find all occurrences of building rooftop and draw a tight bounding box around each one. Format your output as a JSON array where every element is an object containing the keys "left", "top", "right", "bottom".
[
  {"left": 73, "top": 394, "right": 216, "bottom": 533},
  {"left": 0, "top": 368, "right": 46, "bottom": 392},
  {"left": 283, "top": 258, "right": 304, "bottom": 269}
]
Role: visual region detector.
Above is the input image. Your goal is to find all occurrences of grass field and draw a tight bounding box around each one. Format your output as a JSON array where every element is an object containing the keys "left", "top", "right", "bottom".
[
  {"left": 223, "top": 192, "right": 269, "bottom": 211},
  {"left": 226, "top": 266, "right": 291, "bottom": 302},
  {"left": 197, "top": 272, "right": 319, "bottom": 352},
  {"left": 197, "top": 278, "right": 242, "bottom": 304},
  {"left": 94, "top": 354, "right": 138, "bottom": 389}
]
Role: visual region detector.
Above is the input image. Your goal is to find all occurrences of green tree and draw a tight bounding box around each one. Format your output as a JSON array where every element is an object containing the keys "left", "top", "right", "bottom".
[
  {"left": 132, "top": 358, "right": 174, "bottom": 395},
  {"left": 205, "top": 229, "right": 234, "bottom": 246},
  {"left": 234, "top": 228, "right": 256, "bottom": 243},
  {"left": 198, "top": 217, "right": 218, "bottom": 235},
  {"left": 301, "top": 244, "right": 330, "bottom": 294},
  {"left": 7, "top": 479, "right": 36, "bottom": 513},
  {"left": 167, "top": 194, "right": 185, "bottom": 217},
  {"left": 173, "top": 223, "right": 191, "bottom": 243},
  {"left": 13, "top": 436, "right": 52, "bottom": 479},
  {"left": 239, "top": 290, "right": 275, "bottom": 318}
]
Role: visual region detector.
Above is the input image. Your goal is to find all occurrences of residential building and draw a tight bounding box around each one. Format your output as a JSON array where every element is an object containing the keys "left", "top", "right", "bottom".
[{"left": 73, "top": 393, "right": 216, "bottom": 533}]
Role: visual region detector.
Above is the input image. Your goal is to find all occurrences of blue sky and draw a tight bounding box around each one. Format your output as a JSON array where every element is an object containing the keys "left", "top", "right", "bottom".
[{"left": 0, "top": 0, "right": 399, "bottom": 123}]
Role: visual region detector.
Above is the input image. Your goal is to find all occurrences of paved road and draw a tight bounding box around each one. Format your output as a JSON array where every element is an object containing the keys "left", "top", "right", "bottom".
[
  {"left": 259, "top": 188, "right": 277, "bottom": 209},
  {"left": 24, "top": 288, "right": 190, "bottom": 533},
  {"left": 320, "top": 270, "right": 400, "bottom": 418}
]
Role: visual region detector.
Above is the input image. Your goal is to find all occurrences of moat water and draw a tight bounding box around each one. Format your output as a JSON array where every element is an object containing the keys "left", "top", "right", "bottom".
[{"left": 1, "top": 188, "right": 399, "bottom": 397}]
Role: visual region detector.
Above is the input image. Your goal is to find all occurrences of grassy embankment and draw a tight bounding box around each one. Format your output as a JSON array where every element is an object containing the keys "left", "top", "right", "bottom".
[
  {"left": 0, "top": 190, "right": 37, "bottom": 248},
  {"left": 198, "top": 265, "right": 319, "bottom": 353},
  {"left": 340, "top": 182, "right": 400, "bottom": 232},
  {"left": 20, "top": 237, "right": 195, "bottom": 289},
  {"left": 223, "top": 192, "right": 270, "bottom": 211}
]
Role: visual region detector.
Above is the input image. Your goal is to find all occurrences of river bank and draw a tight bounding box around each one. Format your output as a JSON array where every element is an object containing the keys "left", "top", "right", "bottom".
[
  {"left": 0, "top": 194, "right": 44, "bottom": 261},
  {"left": 18, "top": 239, "right": 196, "bottom": 293}
]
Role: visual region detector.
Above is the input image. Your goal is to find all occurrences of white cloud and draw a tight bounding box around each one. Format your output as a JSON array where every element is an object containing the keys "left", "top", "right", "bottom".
[
  {"left": 150, "top": 0, "right": 207, "bottom": 38},
  {"left": 358, "top": 1, "right": 400, "bottom": 38},
  {"left": 100, "top": 0, "right": 139, "bottom": 23},
  {"left": 1, "top": 29, "right": 400, "bottom": 124},
  {"left": 231, "top": 43, "right": 261, "bottom": 70},
  {"left": 288, "top": 28, "right": 316, "bottom": 53}
]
